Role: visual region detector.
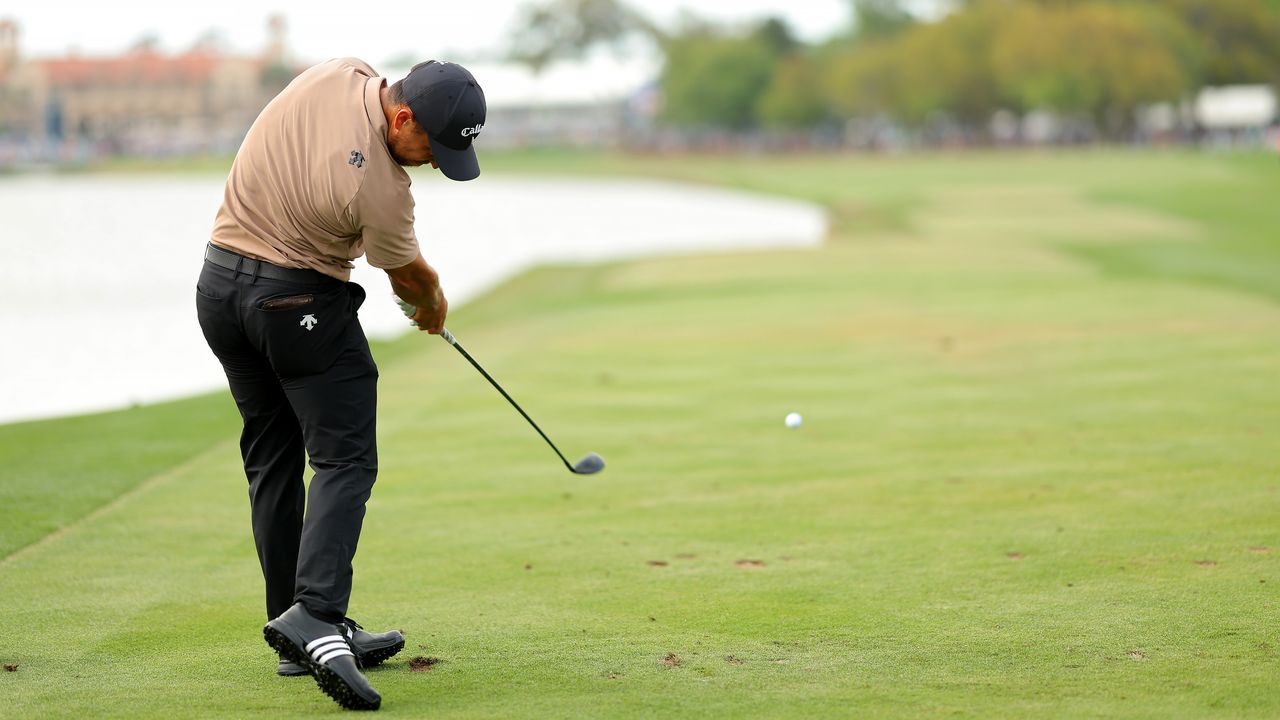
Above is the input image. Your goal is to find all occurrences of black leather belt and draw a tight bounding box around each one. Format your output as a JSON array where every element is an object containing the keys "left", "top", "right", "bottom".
[{"left": 204, "top": 243, "right": 337, "bottom": 285}]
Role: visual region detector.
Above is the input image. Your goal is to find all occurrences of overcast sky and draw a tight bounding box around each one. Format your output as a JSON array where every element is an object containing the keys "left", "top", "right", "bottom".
[{"left": 7, "top": 1, "right": 877, "bottom": 67}]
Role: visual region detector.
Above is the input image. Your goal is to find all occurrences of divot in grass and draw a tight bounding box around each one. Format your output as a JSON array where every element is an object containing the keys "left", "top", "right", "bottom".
[
  {"left": 408, "top": 657, "right": 441, "bottom": 672},
  {"left": 662, "top": 653, "right": 682, "bottom": 667}
]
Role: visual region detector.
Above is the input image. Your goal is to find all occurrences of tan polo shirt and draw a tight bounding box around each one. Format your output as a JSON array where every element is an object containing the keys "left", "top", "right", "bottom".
[{"left": 210, "top": 57, "right": 418, "bottom": 281}]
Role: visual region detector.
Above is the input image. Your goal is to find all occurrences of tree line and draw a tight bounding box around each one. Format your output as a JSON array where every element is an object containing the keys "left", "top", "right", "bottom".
[{"left": 509, "top": 0, "right": 1280, "bottom": 140}]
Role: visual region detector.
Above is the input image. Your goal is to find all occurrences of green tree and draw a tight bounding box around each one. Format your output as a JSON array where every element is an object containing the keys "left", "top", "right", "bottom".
[
  {"left": 987, "top": 0, "right": 1280, "bottom": 85},
  {"left": 823, "top": 40, "right": 905, "bottom": 118},
  {"left": 260, "top": 63, "right": 298, "bottom": 92},
  {"left": 992, "top": 2, "right": 1195, "bottom": 136},
  {"left": 660, "top": 32, "right": 777, "bottom": 128},
  {"left": 825, "top": 1, "right": 1006, "bottom": 127},
  {"left": 851, "top": 0, "right": 916, "bottom": 39},
  {"left": 756, "top": 54, "right": 828, "bottom": 128},
  {"left": 927, "top": 3, "right": 1009, "bottom": 124},
  {"left": 506, "top": 0, "right": 660, "bottom": 72},
  {"left": 887, "top": 4, "right": 1007, "bottom": 125},
  {"left": 753, "top": 17, "right": 799, "bottom": 56},
  {"left": 1153, "top": 0, "right": 1280, "bottom": 85}
]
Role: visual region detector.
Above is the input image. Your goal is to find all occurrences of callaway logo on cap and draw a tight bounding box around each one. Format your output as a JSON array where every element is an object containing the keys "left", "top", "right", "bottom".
[{"left": 400, "top": 60, "right": 487, "bottom": 181}]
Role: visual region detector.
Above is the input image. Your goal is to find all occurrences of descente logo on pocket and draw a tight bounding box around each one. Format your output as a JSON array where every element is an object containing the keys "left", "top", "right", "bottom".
[{"left": 460, "top": 124, "right": 483, "bottom": 137}]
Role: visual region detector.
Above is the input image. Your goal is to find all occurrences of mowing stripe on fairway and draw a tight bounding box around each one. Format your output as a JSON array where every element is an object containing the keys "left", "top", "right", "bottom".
[{"left": 0, "top": 439, "right": 235, "bottom": 566}]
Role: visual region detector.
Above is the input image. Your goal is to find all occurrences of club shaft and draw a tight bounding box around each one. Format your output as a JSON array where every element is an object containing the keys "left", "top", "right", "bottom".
[{"left": 439, "top": 328, "right": 575, "bottom": 471}]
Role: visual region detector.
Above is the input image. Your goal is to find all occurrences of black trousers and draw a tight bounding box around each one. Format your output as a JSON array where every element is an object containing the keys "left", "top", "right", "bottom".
[{"left": 195, "top": 256, "right": 378, "bottom": 624}]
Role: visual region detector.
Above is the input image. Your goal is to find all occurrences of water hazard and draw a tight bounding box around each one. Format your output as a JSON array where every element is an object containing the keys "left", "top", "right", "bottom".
[{"left": 1, "top": 173, "right": 825, "bottom": 423}]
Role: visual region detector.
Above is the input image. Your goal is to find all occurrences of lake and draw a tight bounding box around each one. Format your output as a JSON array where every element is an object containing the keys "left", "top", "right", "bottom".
[{"left": 0, "top": 173, "right": 825, "bottom": 424}]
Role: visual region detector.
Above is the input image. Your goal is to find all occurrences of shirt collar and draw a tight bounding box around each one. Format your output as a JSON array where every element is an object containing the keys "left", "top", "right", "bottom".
[{"left": 364, "top": 76, "right": 388, "bottom": 138}]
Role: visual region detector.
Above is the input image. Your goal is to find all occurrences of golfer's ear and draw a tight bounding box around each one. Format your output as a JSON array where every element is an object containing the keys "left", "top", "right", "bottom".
[{"left": 392, "top": 107, "right": 414, "bottom": 132}]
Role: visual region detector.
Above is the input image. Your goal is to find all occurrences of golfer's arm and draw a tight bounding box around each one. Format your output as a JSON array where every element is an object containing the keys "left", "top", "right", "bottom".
[{"left": 385, "top": 253, "right": 444, "bottom": 310}]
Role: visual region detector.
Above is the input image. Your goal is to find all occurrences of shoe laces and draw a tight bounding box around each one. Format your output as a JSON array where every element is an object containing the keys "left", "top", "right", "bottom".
[{"left": 340, "top": 617, "right": 363, "bottom": 640}]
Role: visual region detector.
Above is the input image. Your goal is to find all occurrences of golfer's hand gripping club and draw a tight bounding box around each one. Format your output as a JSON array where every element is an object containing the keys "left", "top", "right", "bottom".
[
  {"left": 398, "top": 298, "right": 457, "bottom": 345},
  {"left": 393, "top": 295, "right": 604, "bottom": 475}
]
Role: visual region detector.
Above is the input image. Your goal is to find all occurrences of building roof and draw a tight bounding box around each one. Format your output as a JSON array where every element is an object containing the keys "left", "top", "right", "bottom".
[{"left": 33, "top": 49, "right": 249, "bottom": 86}]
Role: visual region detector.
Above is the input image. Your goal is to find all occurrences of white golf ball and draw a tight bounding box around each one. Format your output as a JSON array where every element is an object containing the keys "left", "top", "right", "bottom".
[{"left": 785, "top": 412, "right": 803, "bottom": 429}]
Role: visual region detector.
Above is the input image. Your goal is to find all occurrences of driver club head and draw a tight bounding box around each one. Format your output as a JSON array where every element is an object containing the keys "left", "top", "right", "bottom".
[{"left": 571, "top": 452, "right": 606, "bottom": 475}]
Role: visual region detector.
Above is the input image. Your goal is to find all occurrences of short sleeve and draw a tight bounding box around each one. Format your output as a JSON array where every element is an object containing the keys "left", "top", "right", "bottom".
[{"left": 349, "top": 181, "right": 419, "bottom": 269}]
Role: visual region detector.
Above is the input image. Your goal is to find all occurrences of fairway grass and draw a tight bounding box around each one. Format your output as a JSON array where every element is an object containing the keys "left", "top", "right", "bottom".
[{"left": 2, "top": 150, "right": 1278, "bottom": 718}]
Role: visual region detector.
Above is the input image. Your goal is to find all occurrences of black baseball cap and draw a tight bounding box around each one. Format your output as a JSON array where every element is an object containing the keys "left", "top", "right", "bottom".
[{"left": 400, "top": 60, "right": 486, "bottom": 181}]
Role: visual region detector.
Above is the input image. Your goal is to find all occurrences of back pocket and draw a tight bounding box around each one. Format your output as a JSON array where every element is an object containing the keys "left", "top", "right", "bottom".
[
  {"left": 248, "top": 286, "right": 352, "bottom": 377},
  {"left": 259, "top": 293, "right": 315, "bottom": 311}
]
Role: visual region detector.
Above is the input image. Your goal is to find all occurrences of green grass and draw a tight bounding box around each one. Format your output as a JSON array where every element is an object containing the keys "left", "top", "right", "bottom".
[{"left": 3, "top": 149, "right": 1279, "bottom": 718}]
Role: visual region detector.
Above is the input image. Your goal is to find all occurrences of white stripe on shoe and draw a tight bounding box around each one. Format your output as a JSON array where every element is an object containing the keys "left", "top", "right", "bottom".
[
  {"left": 305, "top": 635, "right": 347, "bottom": 653},
  {"left": 310, "top": 641, "right": 349, "bottom": 658},
  {"left": 305, "top": 634, "right": 354, "bottom": 665},
  {"left": 316, "top": 647, "right": 354, "bottom": 665}
]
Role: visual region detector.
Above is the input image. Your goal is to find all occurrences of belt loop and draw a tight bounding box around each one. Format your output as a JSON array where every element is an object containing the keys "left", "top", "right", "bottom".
[
  {"left": 234, "top": 255, "right": 243, "bottom": 277},
  {"left": 250, "top": 259, "right": 260, "bottom": 284}
]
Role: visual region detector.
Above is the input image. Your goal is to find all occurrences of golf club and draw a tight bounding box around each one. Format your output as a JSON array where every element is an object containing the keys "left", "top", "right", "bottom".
[{"left": 396, "top": 298, "right": 605, "bottom": 475}]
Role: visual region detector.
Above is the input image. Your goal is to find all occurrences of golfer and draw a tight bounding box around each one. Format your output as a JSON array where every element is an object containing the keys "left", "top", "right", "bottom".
[{"left": 195, "top": 57, "right": 485, "bottom": 710}]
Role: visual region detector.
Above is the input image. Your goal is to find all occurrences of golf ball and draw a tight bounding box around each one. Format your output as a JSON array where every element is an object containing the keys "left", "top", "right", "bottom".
[{"left": 785, "top": 412, "right": 803, "bottom": 429}]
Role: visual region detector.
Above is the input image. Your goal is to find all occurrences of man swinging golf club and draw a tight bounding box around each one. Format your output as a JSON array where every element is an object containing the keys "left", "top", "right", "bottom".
[{"left": 195, "top": 57, "right": 485, "bottom": 710}]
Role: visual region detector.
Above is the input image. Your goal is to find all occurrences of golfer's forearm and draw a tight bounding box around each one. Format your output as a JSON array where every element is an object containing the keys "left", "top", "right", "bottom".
[{"left": 386, "top": 254, "right": 444, "bottom": 308}]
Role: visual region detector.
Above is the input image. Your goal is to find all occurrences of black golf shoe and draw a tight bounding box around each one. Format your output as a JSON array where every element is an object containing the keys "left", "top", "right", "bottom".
[
  {"left": 264, "top": 603, "right": 382, "bottom": 710},
  {"left": 277, "top": 655, "right": 309, "bottom": 676},
  {"left": 276, "top": 618, "right": 404, "bottom": 676},
  {"left": 343, "top": 617, "right": 406, "bottom": 669}
]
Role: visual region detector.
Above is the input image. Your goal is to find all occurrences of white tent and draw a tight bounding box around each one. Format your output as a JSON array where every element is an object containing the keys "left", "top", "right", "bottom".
[{"left": 1194, "top": 85, "right": 1278, "bottom": 130}]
